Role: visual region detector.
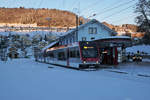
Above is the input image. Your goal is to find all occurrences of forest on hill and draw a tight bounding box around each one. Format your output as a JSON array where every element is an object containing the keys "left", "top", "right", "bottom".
[
  {"left": 0, "top": 7, "right": 85, "bottom": 27},
  {"left": 102, "top": 22, "right": 138, "bottom": 32},
  {"left": 0, "top": 7, "right": 140, "bottom": 33}
]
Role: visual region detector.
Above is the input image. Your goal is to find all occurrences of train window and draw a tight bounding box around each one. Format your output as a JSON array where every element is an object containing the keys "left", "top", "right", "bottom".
[
  {"left": 69, "top": 51, "right": 72, "bottom": 57},
  {"left": 81, "top": 44, "right": 98, "bottom": 58},
  {"left": 49, "top": 52, "right": 54, "bottom": 58},
  {"left": 58, "top": 52, "right": 66, "bottom": 60},
  {"left": 82, "top": 49, "right": 98, "bottom": 58},
  {"left": 76, "top": 50, "right": 80, "bottom": 58},
  {"left": 69, "top": 50, "right": 75, "bottom": 58},
  {"left": 69, "top": 48, "right": 80, "bottom": 58}
]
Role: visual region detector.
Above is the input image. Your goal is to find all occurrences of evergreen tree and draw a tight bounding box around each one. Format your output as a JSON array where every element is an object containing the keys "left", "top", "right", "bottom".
[{"left": 44, "top": 34, "right": 47, "bottom": 41}]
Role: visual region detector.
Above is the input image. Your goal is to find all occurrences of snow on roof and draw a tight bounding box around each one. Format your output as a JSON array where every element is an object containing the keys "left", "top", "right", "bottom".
[
  {"left": 95, "top": 36, "right": 131, "bottom": 40},
  {"left": 42, "top": 41, "right": 58, "bottom": 52}
]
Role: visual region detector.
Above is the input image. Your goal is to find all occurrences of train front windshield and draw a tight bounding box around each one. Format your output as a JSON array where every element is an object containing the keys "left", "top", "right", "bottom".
[{"left": 80, "top": 42, "right": 98, "bottom": 58}]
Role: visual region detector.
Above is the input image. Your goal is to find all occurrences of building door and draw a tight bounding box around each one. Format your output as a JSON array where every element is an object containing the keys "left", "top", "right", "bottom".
[{"left": 100, "top": 48, "right": 114, "bottom": 65}]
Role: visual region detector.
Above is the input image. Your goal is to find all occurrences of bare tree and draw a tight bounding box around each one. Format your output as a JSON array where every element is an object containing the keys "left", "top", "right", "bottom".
[
  {"left": 135, "top": 0, "right": 150, "bottom": 25},
  {"left": 135, "top": 0, "right": 150, "bottom": 44}
]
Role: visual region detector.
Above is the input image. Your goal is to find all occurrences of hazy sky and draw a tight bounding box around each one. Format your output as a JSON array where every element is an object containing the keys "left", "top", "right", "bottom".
[{"left": 0, "top": 0, "right": 139, "bottom": 25}]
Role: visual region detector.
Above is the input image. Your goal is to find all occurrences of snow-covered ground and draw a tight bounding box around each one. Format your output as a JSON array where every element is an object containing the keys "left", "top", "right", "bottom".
[
  {"left": 0, "top": 58, "right": 150, "bottom": 100},
  {"left": 105, "top": 61, "right": 150, "bottom": 77}
]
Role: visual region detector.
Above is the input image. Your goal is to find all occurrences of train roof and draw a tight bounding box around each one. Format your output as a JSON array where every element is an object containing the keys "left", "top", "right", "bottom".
[
  {"left": 42, "top": 41, "right": 80, "bottom": 52},
  {"left": 42, "top": 41, "right": 59, "bottom": 52}
]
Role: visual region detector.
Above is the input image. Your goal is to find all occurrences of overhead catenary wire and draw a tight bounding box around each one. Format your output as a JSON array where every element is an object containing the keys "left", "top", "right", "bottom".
[
  {"left": 110, "top": 13, "right": 136, "bottom": 24},
  {"left": 80, "top": 0, "right": 137, "bottom": 20},
  {"left": 71, "top": 0, "right": 79, "bottom": 11},
  {"left": 101, "top": 3, "right": 136, "bottom": 21},
  {"left": 4, "top": 0, "right": 18, "bottom": 8},
  {"left": 80, "top": 0, "right": 124, "bottom": 19},
  {"left": 62, "top": 0, "right": 66, "bottom": 10},
  {"left": 80, "top": 0, "right": 102, "bottom": 14},
  {"left": 37, "top": 0, "right": 44, "bottom": 8},
  {"left": 81, "top": 0, "right": 122, "bottom": 16},
  {"left": 95, "top": 0, "right": 136, "bottom": 17}
]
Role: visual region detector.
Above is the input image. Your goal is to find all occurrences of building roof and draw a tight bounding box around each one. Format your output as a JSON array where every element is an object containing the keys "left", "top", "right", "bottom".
[
  {"left": 94, "top": 36, "right": 132, "bottom": 47},
  {"left": 59, "top": 19, "right": 118, "bottom": 38}
]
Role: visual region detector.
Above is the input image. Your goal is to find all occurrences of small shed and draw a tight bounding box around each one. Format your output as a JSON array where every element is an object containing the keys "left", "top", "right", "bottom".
[{"left": 8, "top": 47, "right": 19, "bottom": 58}]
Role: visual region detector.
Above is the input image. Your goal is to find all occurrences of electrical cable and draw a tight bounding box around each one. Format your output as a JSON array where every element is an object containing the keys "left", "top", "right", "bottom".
[
  {"left": 101, "top": 3, "right": 136, "bottom": 21},
  {"left": 95, "top": 0, "right": 136, "bottom": 17}
]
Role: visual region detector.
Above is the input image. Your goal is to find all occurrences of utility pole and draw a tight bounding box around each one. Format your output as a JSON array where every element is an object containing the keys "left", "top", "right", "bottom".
[
  {"left": 45, "top": 17, "right": 51, "bottom": 32},
  {"left": 76, "top": 14, "right": 79, "bottom": 42},
  {"left": 73, "top": 8, "right": 79, "bottom": 42}
]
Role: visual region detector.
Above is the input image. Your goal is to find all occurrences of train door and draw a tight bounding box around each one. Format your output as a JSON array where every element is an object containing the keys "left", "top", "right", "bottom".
[{"left": 67, "top": 48, "right": 69, "bottom": 67}]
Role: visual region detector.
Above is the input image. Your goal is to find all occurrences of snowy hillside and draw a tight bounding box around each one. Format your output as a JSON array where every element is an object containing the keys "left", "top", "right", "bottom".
[
  {"left": 0, "top": 58, "right": 150, "bottom": 100},
  {"left": 0, "top": 30, "right": 65, "bottom": 37}
]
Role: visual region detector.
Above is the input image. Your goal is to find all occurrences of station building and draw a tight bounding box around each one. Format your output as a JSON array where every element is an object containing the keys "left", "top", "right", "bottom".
[{"left": 43, "top": 19, "right": 132, "bottom": 65}]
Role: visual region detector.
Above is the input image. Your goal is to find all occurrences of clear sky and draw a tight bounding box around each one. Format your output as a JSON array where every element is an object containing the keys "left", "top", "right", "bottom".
[{"left": 0, "top": 0, "right": 139, "bottom": 25}]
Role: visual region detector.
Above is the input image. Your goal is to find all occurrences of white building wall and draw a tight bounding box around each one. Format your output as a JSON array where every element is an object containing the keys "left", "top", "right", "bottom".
[{"left": 78, "top": 22, "right": 111, "bottom": 41}]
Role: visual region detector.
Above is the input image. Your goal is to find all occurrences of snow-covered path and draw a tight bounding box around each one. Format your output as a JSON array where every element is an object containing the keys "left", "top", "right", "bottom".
[{"left": 0, "top": 59, "right": 150, "bottom": 100}]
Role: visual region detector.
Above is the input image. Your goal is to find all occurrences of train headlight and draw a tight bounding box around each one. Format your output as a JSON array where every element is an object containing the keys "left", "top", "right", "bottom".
[
  {"left": 83, "top": 61, "right": 86, "bottom": 64},
  {"left": 139, "top": 57, "right": 142, "bottom": 59},
  {"left": 133, "top": 57, "right": 136, "bottom": 59},
  {"left": 96, "top": 61, "right": 99, "bottom": 64}
]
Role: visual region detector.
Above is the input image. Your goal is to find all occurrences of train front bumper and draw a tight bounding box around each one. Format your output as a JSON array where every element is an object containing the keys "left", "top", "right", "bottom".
[{"left": 79, "top": 64, "right": 100, "bottom": 69}]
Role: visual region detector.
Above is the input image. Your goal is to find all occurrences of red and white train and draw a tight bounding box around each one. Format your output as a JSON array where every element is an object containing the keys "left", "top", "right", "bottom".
[
  {"left": 36, "top": 37, "right": 131, "bottom": 69},
  {"left": 37, "top": 41, "right": 101, "bottom": 69}
]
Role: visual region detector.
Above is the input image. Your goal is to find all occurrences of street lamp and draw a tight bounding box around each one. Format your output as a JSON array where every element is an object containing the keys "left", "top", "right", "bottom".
[{"left": 87, "top": 13, "right": 96, "bottom": 19}]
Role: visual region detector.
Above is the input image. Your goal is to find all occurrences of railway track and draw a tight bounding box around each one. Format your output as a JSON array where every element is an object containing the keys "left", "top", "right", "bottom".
[{"left": 36, "top": 60, "right": 103, "bottom": 71}]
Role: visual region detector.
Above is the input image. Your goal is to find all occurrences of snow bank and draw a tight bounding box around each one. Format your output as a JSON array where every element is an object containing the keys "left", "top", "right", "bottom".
[{"left": 126, "top": 45, "right": 150, "bottom": 54}]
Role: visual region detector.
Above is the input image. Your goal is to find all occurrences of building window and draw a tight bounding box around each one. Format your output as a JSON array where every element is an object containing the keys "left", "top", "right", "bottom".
[
  {"left": 88, "top": 27, "right": 97, "bottom": 34},
  {"left": 82, "top": 37, "right": 86, "bottom": 41},
  {"left": 93, "top": 27, "right": 97, "bottom": 34},
  {"left": 88, "top": 27, "right": 93, "bottom": 34}
]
